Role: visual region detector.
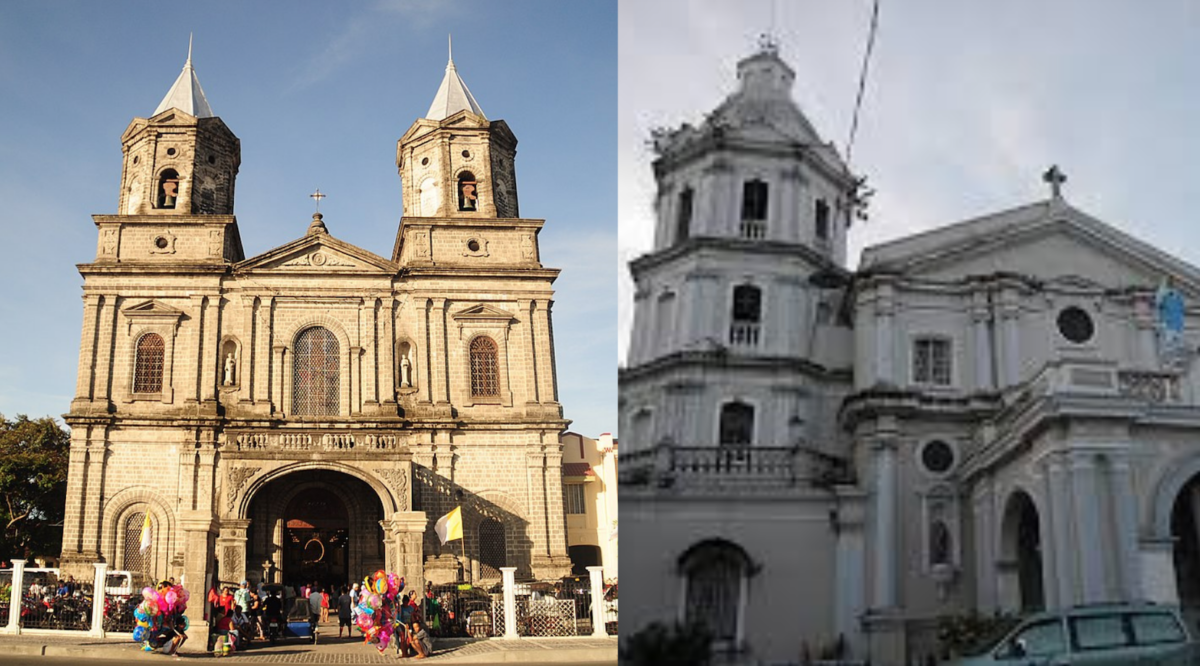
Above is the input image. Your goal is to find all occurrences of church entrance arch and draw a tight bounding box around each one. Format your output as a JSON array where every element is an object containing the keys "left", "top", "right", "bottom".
[
  {"left": 999, "top": 490, "right": 1044, "bottom": 612},
  {"left": 1169, "top": 473, "right": 1200, "bottom": 608},
  {"left": 245, "top": 469, "right": 386, "bottom": 591}
]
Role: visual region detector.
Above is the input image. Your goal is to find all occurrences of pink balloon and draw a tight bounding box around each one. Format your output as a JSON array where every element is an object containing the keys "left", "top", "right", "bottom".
[{"left": 142, "top": 587, "right": 155, "bottom": 600}]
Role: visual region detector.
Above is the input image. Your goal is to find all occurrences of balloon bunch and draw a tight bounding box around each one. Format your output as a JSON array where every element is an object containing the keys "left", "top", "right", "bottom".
[
  {"left": 131, "top": 584, "right": 190, "bottom": 648},
  {"left": 354, "top": 570, "right": 404, "bottom": 652}
]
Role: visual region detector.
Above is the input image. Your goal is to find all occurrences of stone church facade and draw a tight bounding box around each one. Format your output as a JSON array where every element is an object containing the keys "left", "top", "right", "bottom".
[
  {"left": 59, "top": 48, "right": 572, "bottom": 597},
  {"left": 621, "top": 42, "right": 1200, "bottom": 664}
]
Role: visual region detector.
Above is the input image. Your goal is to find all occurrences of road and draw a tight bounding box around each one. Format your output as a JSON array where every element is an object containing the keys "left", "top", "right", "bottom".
[{"left": 0, "top": 656, "right": 612, "bottom": 666}]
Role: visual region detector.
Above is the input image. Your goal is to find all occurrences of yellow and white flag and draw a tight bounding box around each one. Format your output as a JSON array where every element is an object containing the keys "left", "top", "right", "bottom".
[
  {"left": 434, "top": 506, "right": 463, "bottom": 545},
  {"left": 139, "top": 513, "right": 152, "bottom": 553}
]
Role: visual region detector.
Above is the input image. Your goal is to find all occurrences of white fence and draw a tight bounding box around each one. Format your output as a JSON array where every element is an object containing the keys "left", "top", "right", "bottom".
[{"left": 0, "top": 559, "right": 110, "bottom": 638}]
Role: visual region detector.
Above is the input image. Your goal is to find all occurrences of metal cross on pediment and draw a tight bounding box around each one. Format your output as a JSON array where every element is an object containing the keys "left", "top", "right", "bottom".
[
  {"left": 1043, "top": 165, "right": 1067, "bottom": 199},
  {"left": 309, "top": 188, "right": 327, "bottom": 212}
]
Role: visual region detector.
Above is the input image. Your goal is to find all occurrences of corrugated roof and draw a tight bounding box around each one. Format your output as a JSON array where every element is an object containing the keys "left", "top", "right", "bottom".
[{"left": 562, "top": 462, "right": 594, "bottom": 477}]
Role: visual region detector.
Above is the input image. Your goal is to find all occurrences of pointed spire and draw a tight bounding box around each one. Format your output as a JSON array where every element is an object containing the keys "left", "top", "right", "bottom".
[
  {"left": 424, "top": 34, "right": 486, "bottom": 121},
  {"left": 154, "top": 35, "right": 215, "bottom": 118}
]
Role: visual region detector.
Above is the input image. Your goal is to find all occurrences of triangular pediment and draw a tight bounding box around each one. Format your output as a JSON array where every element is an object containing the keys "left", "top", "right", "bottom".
[
  {"left": 861, "top": 201, "right": 1200, "bottom": 296},
  {"left": 147, "top": 108, "right": 198, "bottom": 125},
  {"left": 237, "top": 232, "right": 397, "bottom": 273},
  {"left": 123, "top": 300, "right": 185, "bottom": 318},
  {"left": 451, "top": 304, "right": 516, "bottom": 322}
]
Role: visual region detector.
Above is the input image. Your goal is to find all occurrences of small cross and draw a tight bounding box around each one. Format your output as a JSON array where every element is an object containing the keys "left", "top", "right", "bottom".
[
  {"left": 1042, "top": 165, "right": 1066, "bottom": 199},
  {"left": 309, "top": 188, "right": 327, "bottom": 212}
]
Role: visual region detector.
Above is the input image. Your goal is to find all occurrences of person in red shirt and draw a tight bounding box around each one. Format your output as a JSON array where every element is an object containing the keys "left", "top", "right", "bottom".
[
  {"left": 219, "top": 587, "right": 235, "bottom": 615},
  {"left": 320, "top": 588, "right": 330, "bottom": 623}
]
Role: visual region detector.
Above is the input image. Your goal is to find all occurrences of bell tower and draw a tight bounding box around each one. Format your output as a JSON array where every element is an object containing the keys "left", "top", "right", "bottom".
[
  {"left": 98, "top": 40, "right": 244, "bottom": 264},
  {"left": 117, "top": 39, "right": 240, "bottom": 217},
  {"left": 395, "top": 38, "right": 519, "bottom": 221}
]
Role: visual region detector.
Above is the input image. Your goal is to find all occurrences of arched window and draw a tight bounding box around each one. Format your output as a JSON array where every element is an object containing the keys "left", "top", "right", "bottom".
[
  {"left": 293, "top": 326, "right": 340, "bottom": 416},
  {"left": 676, "top": 187, "right": 694, "bottom": 243},
  {"left": 123, "top": 511, "right": 152, "bottom": 574},
  {"left": 680, "top": 540, "right": 754, "bottom": 649},
  {"left": 719, "top": 401, "right": 754, "bottom": 446},
  {"left": 729, "top": 285, "right": 761, "bottom": 346},
  {"left": 458, "top": 171, "right": 478, "bottom": 211},
  {"left": 470, "top": 337, "right": 500, "bottom": 398},
  {"left": 478, "top": 518, "right": 506, "bottom": 580},
  {"left": 134, "top": 332, "right": 165, "bottom": 393},
  {"left": 157, "top": 169, "right": 180, "bottom": 209}
]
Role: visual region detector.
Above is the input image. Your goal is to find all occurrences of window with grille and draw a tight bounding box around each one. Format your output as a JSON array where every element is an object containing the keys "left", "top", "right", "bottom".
[
  {"left": 293, "top": 326, "right": 340, "bottom": 416},
  {"left": 134, "top": 333, "right": 165, "bottom": 393},
  {"left": 683, "top": 541, "right": 749, "bottom": 645},
  {"left": 478, "top": 518, "right": 506, "bottom": 580},
  {"left": 564, "top": 484, "right": 586, "bottom": 515},
  {"left": 719, "top": 402, "right": 754, "bottom": 446},
  {"left": 729, "top": 285, "right": 761, "bottom": 346},
  {"left": 913, "top": 337, "right": 952, "bottom": 386},
  {"left": 470, "top": 337, "right": 500, "bottom": 398},
  {"left": 123, "top": 511, "right": 150, "bottom": 574},
  {"left": 741, "top": 180, "right": 768, "bottom": 221}
]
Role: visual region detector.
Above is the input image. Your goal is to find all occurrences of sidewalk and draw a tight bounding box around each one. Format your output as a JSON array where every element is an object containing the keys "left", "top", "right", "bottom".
[{"left": 0, "top": 630, "right": 617, "bottom": 663}]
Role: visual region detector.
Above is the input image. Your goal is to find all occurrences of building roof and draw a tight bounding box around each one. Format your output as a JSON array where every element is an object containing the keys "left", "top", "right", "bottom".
[
  {"left": 425, "top": 36, "right": 486, "bottom": 120},
  {"left": 153, "top": 37, "right": 215, "bottom": 118},
  {"left": 561, "top": 462, "right": 595, "bottom": 478}
]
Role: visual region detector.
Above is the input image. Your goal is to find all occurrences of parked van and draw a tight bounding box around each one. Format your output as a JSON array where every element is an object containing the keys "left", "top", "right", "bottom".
[
  {"left": 948, "top": 602, "right": 1200, "bottom": 665},
  {"left": 104, "top": 571, "right": 133, "bottom": 597}
]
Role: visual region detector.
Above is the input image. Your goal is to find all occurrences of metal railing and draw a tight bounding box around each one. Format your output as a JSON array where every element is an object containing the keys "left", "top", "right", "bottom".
[
  {"left": 728, "top": 323, "right": 760, "bottom": 346},
  {"left": 620, "top": 444, "right": 852, "bottom": 489}
]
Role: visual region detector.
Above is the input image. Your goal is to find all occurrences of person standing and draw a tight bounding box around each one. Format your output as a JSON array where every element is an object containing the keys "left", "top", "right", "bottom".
[
  {"left": 308, "top": 585, "right": 323, "bottom": 636},
  {"left": 320, "top": 586, "right": 330, "bottom": 624},
  {"left": 234, "top": 580, "right": 251, "bottom": 615},
  {"left": 219, "top": 587, "right": 235, "bottom": 616},
  {"left": 337, "top": 585, "right": 353, "bottom": 638}
]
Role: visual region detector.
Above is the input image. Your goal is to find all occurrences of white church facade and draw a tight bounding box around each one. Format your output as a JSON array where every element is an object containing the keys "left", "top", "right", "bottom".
[{"left": 620, "top": 42, "right": 1200, "bottom": 664}]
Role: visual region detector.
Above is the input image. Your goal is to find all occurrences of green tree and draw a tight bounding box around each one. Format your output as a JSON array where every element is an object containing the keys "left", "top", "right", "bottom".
[
  {"left": 620, "top": 621, "right": 712, "bottom": 666},
  {"left": 0, "top": 415, "right": 69, "bottom": 560}
]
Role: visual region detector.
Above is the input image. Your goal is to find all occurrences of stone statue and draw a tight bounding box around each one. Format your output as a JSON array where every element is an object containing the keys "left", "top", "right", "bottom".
[
  {"left": 400, "top": 354, "right": 412, "bottom": 388},
  {"left": 224, "top": 353, "right": 236, "bottom": 386}
]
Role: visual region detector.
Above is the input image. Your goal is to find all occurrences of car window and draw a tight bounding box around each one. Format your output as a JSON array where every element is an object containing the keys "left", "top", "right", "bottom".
[
  {"left": 1130, "top": 612, "right": 1185, "bottom": 645},
  {"left": 1004, "top": 619, "right": 1066, "bottom": 657},
  {"left": 1071, "top": 614, "right": 1129, "bottom": 651}
]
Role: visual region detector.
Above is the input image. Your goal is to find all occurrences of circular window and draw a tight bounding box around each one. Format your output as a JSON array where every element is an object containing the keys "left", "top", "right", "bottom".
[
  {"left": 467, "top": 239, "right": 481, "bottom": 252},
  {"left": 1057, "top": 306, "right": 1094, "bottom": 344},
  {"left": 207, "top": 154, "right": 216, "bottom": 165},
  {"left": 166, "top": 148, "right": 176, "bottom": 156},
  {"left": 920, "top": 440, "right": 955, "bottom": 475},
  {"left": 461, "top": 150, "right": 471, "bottom": 158},
  {"left": 154, "top": 236, "right": 169, "bottom": 249},
  {"left": 132, "top": 155, "right": 139, "bottom": 165},
  {"left": 421, "top": 157, "right": 430, "bottom": 166}
]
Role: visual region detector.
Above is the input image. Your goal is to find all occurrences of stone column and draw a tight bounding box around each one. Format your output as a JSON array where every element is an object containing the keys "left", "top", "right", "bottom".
[
  {"left": 255, "top": 297, "right": 273, "bottom": 410},
  {"left": 380, "top": 297, "right": 396, "bottom": 408},
  {"left": 93, "top": 294, "right": 118, "bottom": 406},
  {"left": 874, "top": 282, "right": 896, "bottom": 385},
  {"left": 501, "top": 567, "right": 519, "bottom": 639},
  {"left": 80, "top": 429, "right": 108, "bottom": 560},
  {"left": 972, "top": 482, "right": 998, "bottom": 611},
  {"left": 7, "top": 559, "right": 25, "bottom": 634},
  {"left": 1046, "top": 455, "right": 1074, "bottom": 608},
  {"left": 870, "top": 437, "right": 898, "bottom": 609},
  {"left": 526, "top": 447, "right": 550, "bottom": 578},
  {"left": 350, "top": 345, "right": 363, "bottom": 414},
  {"left": 216, "top": 519, "right": 251, "bottom": 587},
  {"left": 1109, "top": 457, "right": 1142, "bottom": 601},
  {"left": 430, "top": 298, "right": 450, "bottom": 405},
  {"left": 385, "top": 512, "right": 428, "bottom": 596},
  {"left": 533, "top": 301, "right": 558, "bottom": 404},
  {"left": 971, "top": 290, "right": 994, "bottom": 391},
  {"left": 273, "top": 345, "right": 287, "bottom": 417},
  {"left": 59, "top": 432, "right": 91, "bottom": 557},
  {"left": 587, "top": 566, "right": 606, "bottom": 637},
  {"left": 415, "top": 298, "right": 432, "bottom": 403},
  {"left": 779, "top": 167, "right": 802, "bottom": 244},
  {"left": 89, "top": 562, "right": 107, "bottom": 638},
  {"left": 361, "top": 300, "right": 377, "bottom": 408},
  {"left": 179, "top": 512, "right": 216, "bottom": 654},
  {"left": 201, "top": 295, "right": 221, "bottom": 406},
  {"left": 72, "top": 293, "right": 102, "bottom": 405},
  {"left": 999, "top": 287, "right": 1021, "bottom": 387},
  {"left": 238, "top": 298, "right": 254, "bottom": 405},
  {"left": 1070, "top": 453, "right": 1106, "bottom": 603},
  {"left": 833, "top": 496, "right": 866, "bottom": 650}
]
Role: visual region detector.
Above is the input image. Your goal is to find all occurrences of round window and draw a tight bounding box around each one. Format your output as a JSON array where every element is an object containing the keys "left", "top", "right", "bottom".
[
  {"left": 462, "top": 150, "right": 471, "bottom": 158},
  {"left": 921, "top": 440, "right": 955, "bottom": 475},
  {"left": 421, "top": 157, "right": 430, "bottom": 166},
  {"left": 154, "top": 236, "right": 169, "bottom": 249},
  {"left": 166, "top": 147, "right": 177, "bottom": 156},
  {"left": 207, "top": 154, "right": 216, "bottom": 165},
  {"left": 467, "top": 239, "right": 481, "bottom": 252},
  {"left": 1057, "top": 306, "right": 1094, "bottom": 344}
]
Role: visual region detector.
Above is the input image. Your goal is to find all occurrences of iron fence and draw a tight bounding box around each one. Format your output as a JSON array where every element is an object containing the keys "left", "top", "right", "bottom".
[
  {"left": 102, "top": 572, "right": 153, "bottom": 634},
  {"left": 21, "top": 571, "right": 92, "bottom": 631}
]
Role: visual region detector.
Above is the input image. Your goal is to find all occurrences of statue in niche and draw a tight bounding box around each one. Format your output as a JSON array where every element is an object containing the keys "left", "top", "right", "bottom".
[
  {"left": 223, "top": 353, "right": 236, "bottom": 386},
  {"left": 400, "top": 354, "right": 412, "bottom": 388}
]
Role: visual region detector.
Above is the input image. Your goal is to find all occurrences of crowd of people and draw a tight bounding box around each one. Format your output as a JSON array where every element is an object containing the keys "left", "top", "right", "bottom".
[{"left": 203, "top": 579, "right": 434, "bottom": 658}]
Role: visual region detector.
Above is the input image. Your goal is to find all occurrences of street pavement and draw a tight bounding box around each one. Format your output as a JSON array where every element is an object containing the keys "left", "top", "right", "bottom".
[{"left": 0, "top": 627, "right": 617, "bottom": 663}]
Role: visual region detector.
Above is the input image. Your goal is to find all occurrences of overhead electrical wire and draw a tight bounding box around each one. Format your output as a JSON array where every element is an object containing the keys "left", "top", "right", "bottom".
[{"left": 845, "top": 0, "right": 880, "bottom": 170}]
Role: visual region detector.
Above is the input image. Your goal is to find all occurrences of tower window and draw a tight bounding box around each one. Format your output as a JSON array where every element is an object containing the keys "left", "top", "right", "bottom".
[
  {"left": 729, "top": 284, "right": 762, "bottom": 346},
  {"left": 676, "top": 187, "right": 694, "bottom": 243},
  {"left": 458, "top": 172, "right": 478, "bottom": 211},
  {"left": 470, "top": 336, "right": 500, "bottom": 398},
  {"left": 815, "top": 199, "right": 830, "bottom": 241},
  {"left": 741, "top": 180, "right": 768, "bottom": 221},
  {"left": 913, "top": 337, "right": 952, "bottom": 386},
  {"left": 157, "top": 169, "right": 180, "bottom": 209},
  {"left": 133, "top": 332, "right": 165, "bottom": 394},
  {"left": 719, "top": 401, "right": 754, "bottom": 446}
]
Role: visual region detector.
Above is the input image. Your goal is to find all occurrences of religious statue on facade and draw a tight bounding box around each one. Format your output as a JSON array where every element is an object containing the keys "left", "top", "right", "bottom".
[
  {"left": 223, "top": 353, "right": 236, "bottom": 386},
  {"left": 400, "top": 354, "right": 412, "bottom": 388}
]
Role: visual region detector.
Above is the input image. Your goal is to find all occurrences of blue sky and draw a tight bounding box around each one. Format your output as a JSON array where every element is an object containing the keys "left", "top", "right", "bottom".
[
  {"left": 0, "top": 1, "right": 616, "bottom": 437},
  {"left": 619, "top": 0, "right": 1200, "bottom": 362}
]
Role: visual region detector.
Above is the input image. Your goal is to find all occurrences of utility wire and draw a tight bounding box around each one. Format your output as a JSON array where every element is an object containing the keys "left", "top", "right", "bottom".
[{"left": 845, "top": 0, "right": 880, "bottom": 169}]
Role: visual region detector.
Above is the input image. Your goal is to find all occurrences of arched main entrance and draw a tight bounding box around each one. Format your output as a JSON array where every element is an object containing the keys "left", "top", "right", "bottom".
[
  {"left": 1000, "top": 491, "right": 1044, "bottom": 612},
  {"left": 1170, "top": 473, "right": 1200, "bottom": 607},
  {"left": 246, "top": 469, "right": 386, "bottom": 591}
]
